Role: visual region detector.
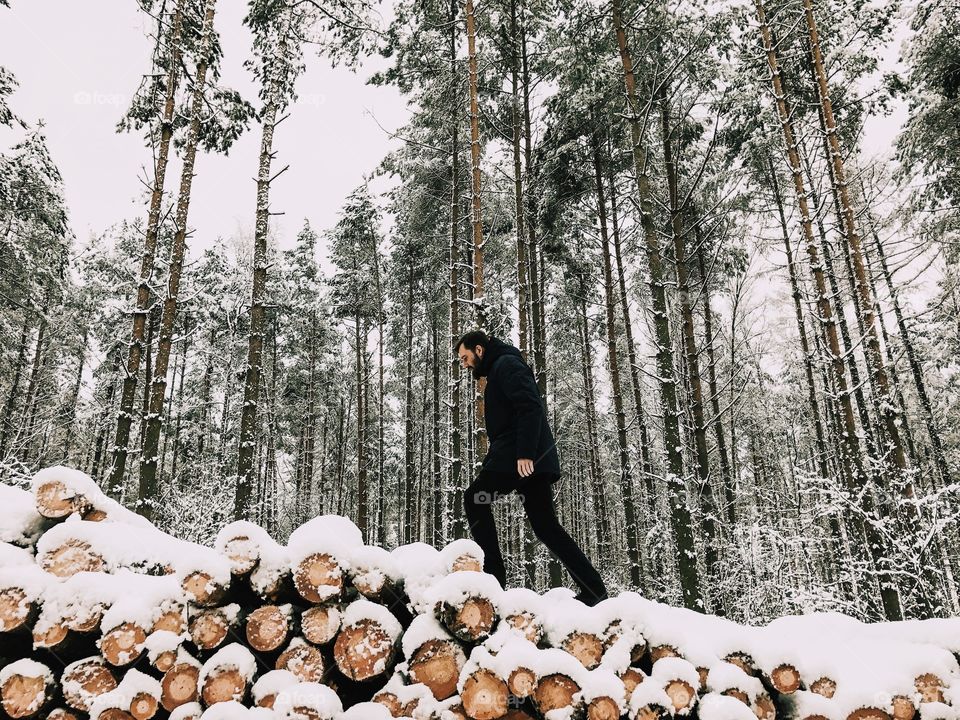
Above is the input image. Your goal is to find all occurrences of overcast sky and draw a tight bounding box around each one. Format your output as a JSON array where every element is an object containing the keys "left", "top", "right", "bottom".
[{"left": 0, "top": 2, "right": 408, "bottom": 264}]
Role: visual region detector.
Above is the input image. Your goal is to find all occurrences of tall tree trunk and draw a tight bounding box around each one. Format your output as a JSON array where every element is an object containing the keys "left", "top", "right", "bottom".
[
  {"left": 139, "top": 0, "right": 218, "bottom": 522},
  {"left": 0, "top": 315, "right": 30, "bottom": 459},
  {"left": 755, "top": 0, "right": 902, "bottom": 620},
  {"left": 606, "top": 139, "right": 653, "bottom": 494},
  {"left": 868, "top": 221, "right": 951, "bottom": 487},
  {"left": 464, "top": 0, "right": 487, "bottom": 460},
  {"left": 236, "top": 10, "right": 290, "bottom": 520},
  {"left": 591, "top": 132, "right": 642, "bottom": 589},
  {"left": 696, "top": 241, "right": 735, "bottom": 525},
  {"left": 660, "top": 101, "right": 721, "bottom": 608},
  {"left": 108, "top": 1, "right": 184, "bottom": 496},
  {"left": 355, "top": 315, "right": 369, "bottom": 540},
  {"left": 520, "top": 21, "right": 546, "bottom": 405},
  {"left": 448, "top": 0, "right": 465, "bottom": 541},
  {"left": 611, "top": 0, "right": 702, "bottom": 610},
  {"left": 509, "top": 0, "right": 529, "bottom": 361},
  {"left": 405, "top": 258, "right": 415, "bottom": 545}
]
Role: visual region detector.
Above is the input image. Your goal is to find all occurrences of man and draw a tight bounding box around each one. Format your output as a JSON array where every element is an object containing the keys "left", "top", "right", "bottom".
[{"left": 455, "top": 329, "right": 609, "bottom": 606}]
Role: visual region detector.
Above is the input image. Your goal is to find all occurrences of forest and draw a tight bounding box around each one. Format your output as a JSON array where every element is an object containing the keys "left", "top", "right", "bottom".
[{"left": 0, "top": 0, "right": 958, "bottom": 626}]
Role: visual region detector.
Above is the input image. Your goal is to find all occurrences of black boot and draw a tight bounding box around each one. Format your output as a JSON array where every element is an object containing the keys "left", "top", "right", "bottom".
[{"left": 574, "top": 588, "right": 608, "bottom": 607}]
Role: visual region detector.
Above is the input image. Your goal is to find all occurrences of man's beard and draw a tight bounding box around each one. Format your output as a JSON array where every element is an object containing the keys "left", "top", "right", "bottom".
[{"left": 472, "top": 365, "right": 482, "bottom": 380}]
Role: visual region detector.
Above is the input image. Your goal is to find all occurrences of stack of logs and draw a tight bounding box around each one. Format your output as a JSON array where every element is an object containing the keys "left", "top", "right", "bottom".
[{"left": 1, "top": 466, "right": 958, "bottom": 720}]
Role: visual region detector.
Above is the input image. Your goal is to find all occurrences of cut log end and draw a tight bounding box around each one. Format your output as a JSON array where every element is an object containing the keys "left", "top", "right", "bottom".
[
  {"left": 246, "top": 605, "right": 290, "bottom": 652},
  {"left": 62, "top": 658, "right": 117, "bottom": 713},
  {"left": 293, "top": 553, "right": 343, "bottom": 603},
  {"left": 587, "top": 696, "right": 621, "bottom": 720},
  {"left": 533, "top": 673, "right": 580, "bottom": 717},
  {"left": 333, "top": 618, "right": 395, "bottom": 681},
  {"left": 442, "top": 596, "right": 496, "bottom": 643},
  {"left": 846, "top": 708, "right": 892, "bottom": 720},
  {"left": 810, "top": 677, "right": 836, "bottom": 698},
  {"left": 507, "top": 667, "right": 536, "bottom": 699},
  {"left": 562, "top": 631, "right": 604, "bottom": 669},
  {"left": 181, "top": 571, "right": 226, "bottom": 607},
  {"left": 276, "top": 640, "right": 327, "bottom": 683},
  {"left": 770, "top": 663, "right": 801, "bottom": 694},
  {"left": 0, "top": 588, "right": 32, "bottom": 632},
  {"left": 41, "top": 540, "right": 105, "bottom": 578},
  {"left": 223, "top": 536, "right": 259, "bottom": 575},
  {"left": 201, "top": 669, "right": 247, "bottom": 706},
  {"left": 129, "top": 691, "right": 158, "bottom": 720},
  {"left": 1, "top": 668, "right": 51, "bottom": 719},
  {"left": 409, "top": 638, "right": 465, "bottom": 700},
  {"left": 664, "top": 679, "right": 695, "bottom": 714},
  {"left": 160, "top": 664, "right": 199, "bottom": 712},
  {"left": 100, "top": 622, "right": 147, "bottom": 666},
  {"left": 915, "top": 673, "right": 945, "bottom": 704},
  {"left": 301, "top": 605, "right": 340, "bottom": 646},
  {"left": 461, "top": 669, "right": 509, "bottom": 720},
  {"left": 35, "top": 480, "right": 85, "bottom": 519}
]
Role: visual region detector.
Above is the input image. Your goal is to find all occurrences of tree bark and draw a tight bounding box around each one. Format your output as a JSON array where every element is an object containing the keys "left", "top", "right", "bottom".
[
  {"left": 108, "top": 0, "right": 184, "bottom": 497},
  {"left": 611, "top": 0, "right": 702, "bottom": 610},
  {"left": 139, "top": 0, "right": 218, "bottom": 522}
]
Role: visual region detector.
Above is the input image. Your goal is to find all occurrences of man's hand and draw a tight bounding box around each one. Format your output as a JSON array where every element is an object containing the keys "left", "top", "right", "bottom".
[{"left": 517, "top": 458, "right": 534, "bottom": 477}]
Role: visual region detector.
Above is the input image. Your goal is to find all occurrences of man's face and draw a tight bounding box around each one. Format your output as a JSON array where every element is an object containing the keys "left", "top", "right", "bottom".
[{"left": 458, "top": 344, "right": 484, "bottom": 379}]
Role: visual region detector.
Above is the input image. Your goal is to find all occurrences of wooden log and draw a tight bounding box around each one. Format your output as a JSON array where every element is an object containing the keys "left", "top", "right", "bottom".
[
  {"left": 99, "top": 622, "right": 148, "bottom": 667},
  {"left": 301, "top": 605, "right": 341, "bottom": 647},
  {"left": 187, "top": 604, "right": 241, "bottom": 653},
  {"left": 809, "top": 677, "right": 836, "bottom": 698},
  {"left": 585, "top": 695, "right": 621, "bottom": 720},
  {"left": 46, "top": 708, "right": 82, "bottom": 720},
  {"left": 33, "top": 478, "right": 90, "bottom": 520},
  {"left": 846, "top": 708, "right": 892, "bottom": 720},
  {"left": 769, "top": 664, "right": 802, "bottom": 694},
  {"left": 561, "top": 631, "right": 604, "bottom": 670},
  {"left": 915, "top": 673, "right": 945, "bottom": 703},
  {"left": 890, "top": 695, "right": 916, "bottom": 720},
  {"left": 293, "top": 552, "right": 346, "bottom": 604},
  {"left": 333, "top": 618, "right": 397, "bottom": 682},
  {"left": 144, "top": 630, "right": 185, "bottom": 673},
  {"left": 532, "top": 673, "right": 580, "bottom": 719},
  {"left": 754, "top": 691, "right": 776, "bottom": 720},
  {"left": 648, "top": 645, "right": 680, "bottom": 664},
  {"left": 0, "top": 660, "right": 55, "bottom": 719},
  {"left": 180, "top": 571, "right": 227, "bottom": 608},
  {"left": 197, "top": 644, "right": 256, "bottom": 707},
  {"left": 603, "top": 620, "right": 646, "bottom": 664},
  {"left": 619, "top": 668, "right": 645, "bottom": 703},
  {"left": 214, "top": 522, "right": 267, "bottom": 577},
  {"left": 461, "top": 669, "right": 509, "bottom": 720},
  {"left": 502, "top": 613, "right": 541, "bottom": 645},
  {"left": 437, "top": 596, "right": 496, "bottom": 644},
  {"left": 60, "top": 657, "right": 116, "bottom": 713},
  {"left": 346, "top": 546, "right": 401, "bottom": 603},
  {"left": 407, "top": 638, "right": 466, "bottom": 701},
  {"left": 275, "top": 637, "right": 327, "bottom": 683},
  {"left": 38, "top": 540, "right": 106, "bottom": 578},
  {"left": 167, "top": 702, "right": 202, "bottom": 720},
  {"left": 663, "top": 678, "right": 696, "bottom": 714},
  {"left": 159, "top": 651, "right": 201, "bottom": 712},
  {"left": 0, "top": 587, "right": 38, "bottom": 634},
  {"left": 725, "top": 652, "right": 758, "bottom": 677},
  {"left": 245, "top": 604, "right": 296, "bottom": 653},
  {"left": 250, "top": 670, "right": 298, "bottom": 710}
]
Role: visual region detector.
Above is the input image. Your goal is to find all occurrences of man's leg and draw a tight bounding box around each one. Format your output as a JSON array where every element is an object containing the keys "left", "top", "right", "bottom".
[
  {"left": 463, "top": 470, "right": 511, "bottom": 588},
  {"left": 519, "top": 475, "right": 608, "bottom": 601}
]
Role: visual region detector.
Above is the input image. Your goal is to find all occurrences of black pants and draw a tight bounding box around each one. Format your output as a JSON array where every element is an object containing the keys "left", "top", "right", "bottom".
[{"left": 463, "top": 469, "right": 607, "bottom": 600}]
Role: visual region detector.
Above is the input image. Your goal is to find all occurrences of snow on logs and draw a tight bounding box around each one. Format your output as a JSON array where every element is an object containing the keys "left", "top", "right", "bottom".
[{"left": 3, "top": 465, "right": 960, "bottom": 720}]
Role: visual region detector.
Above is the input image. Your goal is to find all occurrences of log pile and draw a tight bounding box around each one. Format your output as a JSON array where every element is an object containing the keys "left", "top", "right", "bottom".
[{"left": 2, "top": 465, "right": 960, "bottom": 720}]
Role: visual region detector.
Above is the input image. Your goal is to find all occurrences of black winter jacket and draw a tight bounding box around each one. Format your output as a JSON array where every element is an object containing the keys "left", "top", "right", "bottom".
[{"left": 476, "top": 337, "right": 561, "bottom": 482}]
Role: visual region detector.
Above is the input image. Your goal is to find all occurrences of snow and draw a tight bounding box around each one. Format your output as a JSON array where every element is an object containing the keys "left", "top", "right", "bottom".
[
  {"left": 214, "top": 520, "right": 273, "bottom": 558},
  {"left": 650, "top": 656, "right": 702, "bottom": 692},
  {"left": 497, "top": 587, "right": 546, "bottom": 619},
  {"left": 790, "top": 690, "right": 841, "bottom": 720},
  {"left": 61, "top": 657, "right": 112, "bottom": 709},
  {"left": 540, "top": 592, "right": 610, "bottom": 646},
  {"left": 438, "top": 539, "right": 483, "bottom": 571},
  {"left": 390, "top": 542, "right": 445, "bottom": 614},
  {"left": 336, "top": 702, "right": 394, "bottom": 720},
  {"left": 0, "top": 543, "right": 35, "bottom": 566},
  {"left": 400, "top": 613, "right": 457, "bottom": 659},
  {"left": 628, "top": 677, "right": 674, "bottom": 715},
  {"left": 920, "top": 702, "right": 959, "bottom": 720},
  {"left": 170, "top": 702, "right": 203, "bottom": 720},
  {"left": 572, "top": 666, "right": 627, "bottom": 713},
  {"left": 30, "top": 465, "right": 154, "bottom": 529},
  {"left": 697, "top": 691, "right": 757, "bottom": 720},
  {"left": 286, "top": 515, "right": 364, "bottom": 568},
  {"left": 0, "top": 483, "right": 47, "bottom": 547},
  {"left": 144, "top": 629, "right": 185, "bottom": 660},
  {"left": 341, "top": 597, "right": 403, "bottom": 641},
  {"left": 251, "top": 670, "right": 298, "bottom": 704},
  {"left": 423, "top": 570, "right": 502, "bottom": 611},
  {"left": 347, "top": 544, "right": 401, "bottom": 588},
  {"left": 705, "top": 662, "right": 765, "bottom": 702},
  {"left": 272, "top": 681, "right": 343, "bottom": 719},
  {"left": 78, "top": 570, "right": 183, "bottom": 632},
  {"left": 199, "top": 643, "right": 258, "bottom": 687},
  {"left": 248, "top": 539, "right": 290, "bottom": 598},
  {"left": 199, "top": 700, "right": 252, "bottom": 720},
  {"left": 0, "top": 658, "right": 53, "bottom": 685},
  {"left": 0, "top": 563, "right": 50, "bottom": 609},
  {"left": 36, "top": 518, "right": 231, "bottom": 588}
]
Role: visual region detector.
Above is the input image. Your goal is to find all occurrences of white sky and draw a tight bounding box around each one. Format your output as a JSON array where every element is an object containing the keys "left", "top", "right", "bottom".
[{"left": 0, "top": 1, "right": 408, "bottom": 263}]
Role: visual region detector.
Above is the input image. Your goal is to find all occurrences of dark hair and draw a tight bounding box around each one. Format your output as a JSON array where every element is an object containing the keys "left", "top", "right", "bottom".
[{"left": 454, "top": 329, "right": 489, "bottom": 352}]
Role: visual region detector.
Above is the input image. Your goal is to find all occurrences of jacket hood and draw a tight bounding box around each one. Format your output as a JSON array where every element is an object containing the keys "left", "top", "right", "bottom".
[{"left": 476, "top": 336, "right": 521, "bottom": 378}]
